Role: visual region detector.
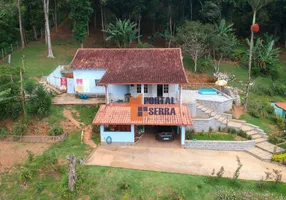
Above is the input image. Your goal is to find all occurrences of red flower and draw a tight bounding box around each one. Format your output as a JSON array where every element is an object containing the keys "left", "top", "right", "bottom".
[{"left": 251, "top": 24, "right": 259, "bottom": 33}]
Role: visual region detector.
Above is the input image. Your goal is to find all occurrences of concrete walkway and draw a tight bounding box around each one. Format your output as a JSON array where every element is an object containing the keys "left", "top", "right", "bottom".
[{"left": 85, "top": 145, "right": 286, "bottom": 182}]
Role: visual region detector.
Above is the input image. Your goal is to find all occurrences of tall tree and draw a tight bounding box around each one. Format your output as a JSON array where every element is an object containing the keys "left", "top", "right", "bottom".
[
  {"left": 70, "top": 0, "right": 93, "bottom": 48},
  {"left": 103, "top": 19, "right": 139, "bottom": 48},
  {"left": 43, "top": 0, "right": 55, "bottom": 58},
  {"left": 244, "top": 0, "right": 272, "bottom": 111},
  {"left": 18, "top": 0, "right": 25, "bottom": 48}
]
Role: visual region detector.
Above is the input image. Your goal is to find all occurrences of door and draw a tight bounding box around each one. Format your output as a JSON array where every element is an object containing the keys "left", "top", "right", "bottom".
[
  {"left": 67, "top": 78, "right": 75, "bottom": 94},
  {"left": 157, "top": 85, "right": 163, "bottom": 97}
]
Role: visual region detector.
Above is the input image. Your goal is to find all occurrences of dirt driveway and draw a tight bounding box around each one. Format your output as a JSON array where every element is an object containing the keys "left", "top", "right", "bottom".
[
  {"left": 85, "top": 145, "right": 286, "bottom": 182},
  {"left": 0, "top": 141, "right": 50, "bottom": 172}
]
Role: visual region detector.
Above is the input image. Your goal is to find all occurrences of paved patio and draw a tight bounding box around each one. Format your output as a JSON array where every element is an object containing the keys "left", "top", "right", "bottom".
[
  {"left": 53, "top": 93, "right": 105, "bottom": 105},
  {"left": 85, "top": 145, "right": 286, "bottom": 182},
  {"left": 135, "top": 132, "right": 181, "bottom": 148}
]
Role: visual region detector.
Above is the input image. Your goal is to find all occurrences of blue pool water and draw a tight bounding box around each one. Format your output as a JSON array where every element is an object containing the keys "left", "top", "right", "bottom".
[{"left": 198, "top": 88, "right": 218, "bottom": 95}]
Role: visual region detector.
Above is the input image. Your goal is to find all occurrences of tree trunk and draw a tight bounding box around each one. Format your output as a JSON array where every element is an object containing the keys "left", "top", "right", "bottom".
[
  {"left": 138, "top": 16, "right": 141, "bottom": 43},
  {"left": 18, "top": 0, "right": 25, "bottom": 49},
  {"left": 93, "top": 9, "right": 96, "bottom": 28},
  {"left": 43, "top": 0, "right": 55, "bottom": 58},
  {"left": 189, "top": 0, "right": 193, "bottom": 20},
  {"left": 81, "top": 43, "right": 83, "bottom": 48},
  {"left": 100, "top": 4, "right": 105, "bottom": 47},
  {"left": 87, "top": 22, "right": 89, "bottom": 36},
  {"left": 244, "top": 10, "right": 256, "bottom": 112},
  {"left": 67, "top": 155, "right": 76, "bottom": 192},
  {"left": 32, "top": 25, "right": 38, "bottom": 40},
  {"left": 54, "top": 0, "right": 58, "bottom": 33},
  {"left": 45, "top": 26, "right": 48, "bottom": 44},
  {"left": 20, "top": 57, "right": 26, "bottom": 119},
  {"left": 40, "top": 27, "right": 44, "bottom": 39},
  {"left": 194, "top": 54, "right": 198, "bottom": 72}
]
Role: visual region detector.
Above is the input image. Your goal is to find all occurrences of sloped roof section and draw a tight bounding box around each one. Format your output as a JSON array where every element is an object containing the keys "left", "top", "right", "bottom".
[
  {"left": 276, "top": 102, "right": 286, "bottom": 111},
  {"left": 93, "top": 104, "right": 192, "bottom": 126},
  {"left": 70, "top": 48, "right": 188, "bottom": 84}
]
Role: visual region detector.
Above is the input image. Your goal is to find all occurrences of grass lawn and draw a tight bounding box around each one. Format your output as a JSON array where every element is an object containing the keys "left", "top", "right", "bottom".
[
  {"left": 1, "top": 133, "right": 286, "bottom": 199},
  {"left": 71, "top": 105, "right": 99, "bottom": 125},
  {"left": 192, "top": 132, "right": 235, "bottom": 141},
  {"left": 0, "top": 37, "right": 80, "bottom": 78}
]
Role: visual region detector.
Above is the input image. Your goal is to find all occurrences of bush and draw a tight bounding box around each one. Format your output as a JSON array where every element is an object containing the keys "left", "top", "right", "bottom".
[
  {"left": 12, "top": 123, "right": 27, "bottom": 140},
  {"left": 26, "top": 85, "right": 52, "bottom": 118},
  {"left": 272, "top": 153, "right": 286, "bottom": 163},
  {"left": 19, "top": 168, "right": 33, "bottom": 184},
  {"left": 34, "top": 182, "right": 45, "bottom": 193},
  {"left": 275, "top": 115, "right": 285, "bottom": 130},
  {"left": 0, "top": 127, "right": 9, "bottom": 139},
  {"left": 248, "top": 100, "right": 274, "bottom": 118},
  {"left": 49, "top": 125, "right": 64, "bottom": 136},
  {"left": 24, "top": 80, "right": 36, "bottom": 95},
  {"left": 186, "top": 131, "right": 194, "bottom": 140}
]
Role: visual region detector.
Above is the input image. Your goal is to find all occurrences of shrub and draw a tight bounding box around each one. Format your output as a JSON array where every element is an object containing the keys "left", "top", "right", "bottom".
[
  {"left": 19, "top": 168, "right": 33, "bottom": 185},
  {"left": 248, "top": 100, "right": 274, "bottom": 118},
  {"left": 26, "top": 150, "right": 34, "bottom": 162},
  {"left": 0, "top": 127, "right": 9, "bottom": 139},
  {"left": 49, "top": 125, "right": 64, "bottom": 136},
  {"left": 272, "top": 153, "right": 286, "bottom": 163},
  {"left": 34, "top": 182, "right": 45, "bottom": 193},
  {"left": 24, "top": 80, "right": 36, "bottom": 95},
  {"left": 275, "top": 115, "right": 284, "bottom": 130},
  {"left": 12, "top": 123, "right": 27, "bottom": 140},
  {"left": 186, "top": 131, "right": 194, "bottom": 140}
]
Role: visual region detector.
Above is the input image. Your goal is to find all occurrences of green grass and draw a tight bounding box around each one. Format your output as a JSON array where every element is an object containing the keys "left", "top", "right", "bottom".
[
  {"left": 0, "top": 38, "right": 80, "bottom": 77},
  {"left": 1, "top": 133, "right": 286, "bottom": 199},
  {"left": 192, "top": 132, "right": 235, "bottom": 141},
  {"left": 48, "top": 105, "right": 65, "bottom": 125},
  {"left": 239, "top": 113, "right": 278, "bottom": 134},
  {"left": 72, "top": 105, "right": 99, "bottom": 125}
]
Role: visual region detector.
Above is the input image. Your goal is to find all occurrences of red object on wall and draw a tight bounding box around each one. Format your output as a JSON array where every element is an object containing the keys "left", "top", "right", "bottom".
[
  {"left": 251, "top": 24, "right": 259, "bottom": 32},
  {"left": 60, "top": 77, "right": 67, "bottom": 86}
]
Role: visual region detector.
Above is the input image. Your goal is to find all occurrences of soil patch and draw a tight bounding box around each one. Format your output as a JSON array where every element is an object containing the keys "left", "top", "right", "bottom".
[
  {"left": 232, "top": 105, "right": 245, "bottom": 119},
  {"left": 0, "top": 141, "right": 50, "bottom": 172}
]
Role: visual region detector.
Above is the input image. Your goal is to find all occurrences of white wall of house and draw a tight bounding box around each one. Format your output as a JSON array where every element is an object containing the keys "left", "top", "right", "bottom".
[
  {"left": 100, "top": 125, "right": 135, "bottom": 144},
  {"left": 108, "top": 84, "right": 129, "bottom": 102},
  {"left": 73, "top": 69, "right": 106, "bottom": 94},
  {"left": 47, "top": 65, "right": 63, "bottom": 89},
  {"left": 130, "top": 84, "right": 179, "bottom": 100}
]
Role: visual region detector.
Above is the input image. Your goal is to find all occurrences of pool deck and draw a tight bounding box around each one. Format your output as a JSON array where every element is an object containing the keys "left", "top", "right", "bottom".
[{"left": 182, "top": 90, "right": 231, "bottom": 103}]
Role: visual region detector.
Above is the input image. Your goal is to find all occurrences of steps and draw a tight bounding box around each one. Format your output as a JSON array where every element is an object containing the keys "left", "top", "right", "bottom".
[
  {"left": 195, "top": 102, "right": 285, "bottom": 162},
  {"left": 246, "top": 147, "right": 272, "bottom": 162}
]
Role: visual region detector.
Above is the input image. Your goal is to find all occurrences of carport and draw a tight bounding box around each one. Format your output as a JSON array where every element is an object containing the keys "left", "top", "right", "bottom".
[{"left": 93, "top": 104, "right": 191, "bottom": 146}]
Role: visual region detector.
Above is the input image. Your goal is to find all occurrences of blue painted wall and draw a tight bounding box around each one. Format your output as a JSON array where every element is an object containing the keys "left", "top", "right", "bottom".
[
  {"left": 271, "top": 103, "right": 285, "bottom": 118},
  {"left": 100, "top": 125, "right": 135, "bottom": 144},
  {"left": 73, "top": 69, "right": 106, "bottom": 94}
]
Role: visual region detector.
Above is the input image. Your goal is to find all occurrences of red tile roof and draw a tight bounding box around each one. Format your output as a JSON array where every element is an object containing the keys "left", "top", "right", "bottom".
[
  {"left": 276, "top": 102, "right": 286, "bottom": 111},
  {"left": 70, "top": 48, "right": 188, "bottom": 84},
  {"left": 93, "top": 104, "right": 192, "bottom": 126}
]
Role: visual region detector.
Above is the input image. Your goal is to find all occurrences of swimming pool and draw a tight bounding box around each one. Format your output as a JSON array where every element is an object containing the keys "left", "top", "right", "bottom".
[{"left": 198, "top": 88, "right": 218, "bottom": 95}]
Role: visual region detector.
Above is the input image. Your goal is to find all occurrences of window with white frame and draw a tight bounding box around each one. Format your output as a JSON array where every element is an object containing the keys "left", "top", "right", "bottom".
[
  {"left": 163, "top": 84, "right": 169, "bottom": 93},
  {"left": 144, "top": 85, "right": 148, "bottom": 93},
  {"left": 137, "top": 84, "right": 141, "bottom": 93}
]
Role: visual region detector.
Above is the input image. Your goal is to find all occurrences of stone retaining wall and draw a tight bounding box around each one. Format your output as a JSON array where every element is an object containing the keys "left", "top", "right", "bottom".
[
  {"left": 189, "top": 117, "right": 227, "bottom": 132},
  {"left": 183, "top": 140, "right": 255, "bottom": 150},
  {"left": 197, "top": 98, "right": 233, "bottom": 113}
]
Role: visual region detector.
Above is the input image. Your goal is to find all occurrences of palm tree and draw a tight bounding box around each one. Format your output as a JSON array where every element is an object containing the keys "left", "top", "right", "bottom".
[
  {"left": 244, "top": 0, "right": 272, "bottom": 111},
  {"left": 103, "top": 19, "right": 140, "bottom": 48}
]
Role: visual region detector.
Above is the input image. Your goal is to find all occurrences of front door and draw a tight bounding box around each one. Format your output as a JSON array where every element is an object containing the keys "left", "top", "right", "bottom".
[{"left": 157, "top": 85, "right": 163, "bottom": 97}]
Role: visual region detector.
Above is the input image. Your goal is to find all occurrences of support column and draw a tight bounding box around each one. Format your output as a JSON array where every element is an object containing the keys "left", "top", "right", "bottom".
[
  {"left": 100, "top": 125, "right": 104, "bottom": 143},
  {"left": 181, "top": 126, "right": 185, "bottom": 145},
  {"left": 131, "top": 125, "right": 135, "bottom": 142},
  {"left": 179, "top": 85, "right": 182, "bottom": 105},
  {"left": 105, "top": 85, "right": 109, "bottom": 104},
  {"left": 141, "top": 84, "right": 144, "bottom": 104}
]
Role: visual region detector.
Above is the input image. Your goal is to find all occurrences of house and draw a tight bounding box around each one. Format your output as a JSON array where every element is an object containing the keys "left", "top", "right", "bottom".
[
  {"left": 274, "top": 102, "right": 286, "bottom": 119},
  {"left": 69, "top": 48, "right": 192, "bottom": 146}
]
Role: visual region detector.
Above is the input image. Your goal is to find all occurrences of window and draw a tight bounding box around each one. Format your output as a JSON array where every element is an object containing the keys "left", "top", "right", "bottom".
[
  {"left": 137, "top": 84, "right": 141, "bottom": 93},
  {"left": 130, "top": 84, "right": 134, "bottom": 87},
  {"left": 95, "top": 79, "right": 100, "bottom": 86},
  {"left": 163, "top": 84, "right": 169, "bottom": 93},
  {"left": 144, "top": 85, "right": 148, "bottom": 93}
]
